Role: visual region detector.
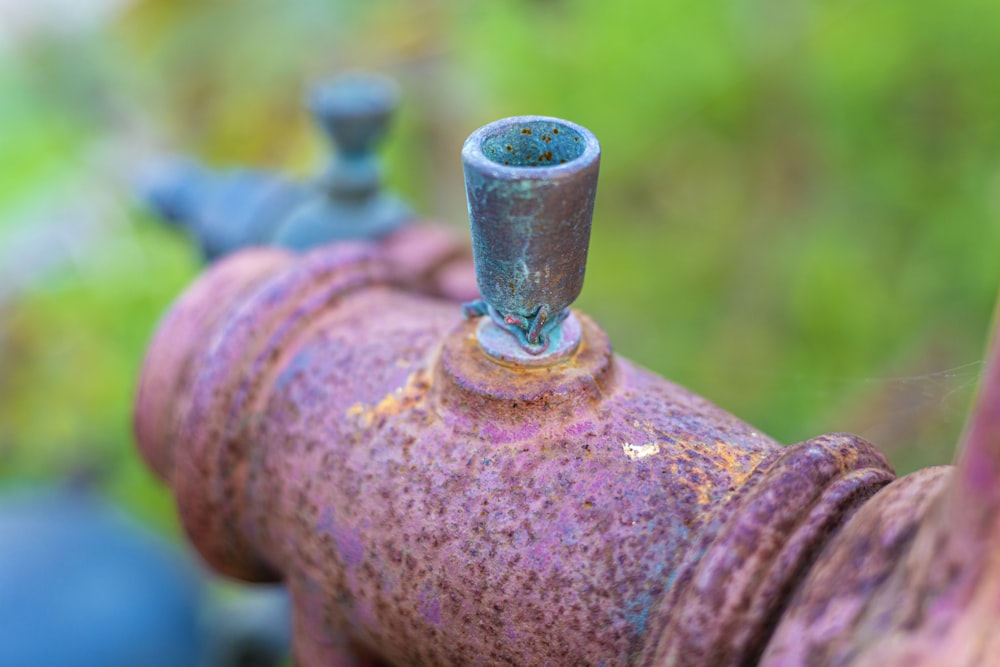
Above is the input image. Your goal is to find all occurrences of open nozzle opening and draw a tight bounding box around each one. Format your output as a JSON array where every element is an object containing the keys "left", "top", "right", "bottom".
[
  {"left": 480, "top": 120, "right": 587, "bottom": 168},
  {"left": 461, "top": 115, "right": 600, "bottom": 365}
]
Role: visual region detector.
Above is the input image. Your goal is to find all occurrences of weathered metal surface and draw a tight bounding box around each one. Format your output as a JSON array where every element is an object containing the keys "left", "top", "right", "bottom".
[
  {"left": 134, "top": 241, "right": 893, "bottom": 665},
  {"left": 462, "top": 116, "right": 599, "bottom": 357},
  {"left": 134, "top": 112, "right": 1000, "bottom": 666},
  {"left": 142, "top": 73, "right": 414, "bottom": 258},
  {"left": 134, "top": 248, "right": 294, "bottom": 481},
  {"left": 134, "top": 232, "right": 476, "bottom": 489},
  {"left": 644, "top": 434, "right": 894, "bottom": 667},
  {"left": 760, "top": 466, "right": 951, "bottom": 666}
]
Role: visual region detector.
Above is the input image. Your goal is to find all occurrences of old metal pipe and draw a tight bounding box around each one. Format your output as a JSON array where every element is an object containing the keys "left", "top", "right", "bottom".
[{"left": 134, "top": 115, "right": 999, "bottom": 666}]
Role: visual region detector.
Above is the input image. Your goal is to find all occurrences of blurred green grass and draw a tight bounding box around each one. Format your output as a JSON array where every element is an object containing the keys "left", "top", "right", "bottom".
[{"left": 1, "top": 0, "right": 999, "bottom": 533}]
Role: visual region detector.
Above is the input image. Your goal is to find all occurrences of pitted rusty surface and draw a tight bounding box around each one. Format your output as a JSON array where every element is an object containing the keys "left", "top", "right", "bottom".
[
  {"left": 759, "top": 303, "right": 1000, "bottom": 667},
  {"left": 136, "top": 243, "right": 912, "bottom": 666},
  {"left": 819, "top": 467, "right": 1000, "bottom": 667},
  {"left": 172, "top": 242, "right": 392, "bottom": 580},
  {"left": 759, "top": 467, "right": 949, "bottom": 666},
  {"left": 437, "top": 311, "right": 615, "bottom": 415},
  {"left": 644, "top": 434, "right": 895, "bottom": 667},
  {"left": 247, "top": 289, "right": 787, "bottom": 665},
  {"left": 134, "top": 248, "right": 294, "bottom": 481}
]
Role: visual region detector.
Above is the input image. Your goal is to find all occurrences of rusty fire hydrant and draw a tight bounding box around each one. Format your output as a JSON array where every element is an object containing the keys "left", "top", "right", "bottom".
[{"left": 135, "top": 114, "right": 1000, "bottom": 666}]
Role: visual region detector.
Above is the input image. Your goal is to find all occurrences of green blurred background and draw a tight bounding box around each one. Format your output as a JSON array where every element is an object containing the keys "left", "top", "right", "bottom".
[{"left": 1, "top": 0, "right": 999, "bottom": 536}]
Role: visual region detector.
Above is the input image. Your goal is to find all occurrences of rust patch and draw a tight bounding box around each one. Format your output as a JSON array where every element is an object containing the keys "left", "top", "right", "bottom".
[{"left": 347, "top": 368, "right": 433, "bottom": 429}]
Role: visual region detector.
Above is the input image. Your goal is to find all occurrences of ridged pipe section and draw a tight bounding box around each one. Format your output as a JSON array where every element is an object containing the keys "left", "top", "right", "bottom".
[{"left": 134, "top": 240, "right": 894, "bottom": 665}]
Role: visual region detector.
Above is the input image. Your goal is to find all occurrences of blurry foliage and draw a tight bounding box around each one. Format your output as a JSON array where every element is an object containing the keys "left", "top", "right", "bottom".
[{"left": 1, "top": 0, "right": 999, "bottom": 537}]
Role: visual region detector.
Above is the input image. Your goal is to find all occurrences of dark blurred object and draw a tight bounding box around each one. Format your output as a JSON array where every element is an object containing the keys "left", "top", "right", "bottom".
[
  {"left": 142, "top": 73, "right": 412, "bottom": 260},
  {"left": 0, "top": 483, "right": 291, "bottom": 667}
]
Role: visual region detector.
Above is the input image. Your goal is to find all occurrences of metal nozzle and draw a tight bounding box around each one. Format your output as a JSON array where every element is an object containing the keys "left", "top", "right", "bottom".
[{"left": 461, "top": 115, "right": 600, "bottom": 362}]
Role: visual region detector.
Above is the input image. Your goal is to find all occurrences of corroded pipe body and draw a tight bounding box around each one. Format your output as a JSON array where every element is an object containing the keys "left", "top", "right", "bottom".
[
  {"left": 136, "top": 240, "right": 902, "bottom": 665},
  {"left": 136, "top": 115, "right": 1000, "bottom": 666}
]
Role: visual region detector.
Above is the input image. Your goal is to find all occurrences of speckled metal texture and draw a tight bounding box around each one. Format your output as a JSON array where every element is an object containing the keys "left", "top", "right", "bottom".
[
  {"left": 135, "top": 242, "right": 896, "bottom": 666},
  {"left": 643, "top": 434, "right": 895, "bottom": 667},
  {"left": 134, "top": 223, "right": 476, "bottom": 484},
  {"left": 462, "top": 116, "right": 599, "bottom": 331},
  {"left": 760, "top": 466, "right": 951, "bottom": 666}
]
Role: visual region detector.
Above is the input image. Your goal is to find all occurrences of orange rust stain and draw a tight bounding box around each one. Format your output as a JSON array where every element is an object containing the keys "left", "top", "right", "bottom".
[
  {"left": 694, "top": 483, "right": 712, "bottom": 506},
  {"left": 709, "top": 439, "right": 764, "bottom": 489},
  {"left": 623, "top": 424, "right": 769, "bottom": 506},
  {"left": 836, "top": 446, "right": 860, "bottom": 472},
  {"left": 346, "top": 368, "right": 432, "bottom": 428}
]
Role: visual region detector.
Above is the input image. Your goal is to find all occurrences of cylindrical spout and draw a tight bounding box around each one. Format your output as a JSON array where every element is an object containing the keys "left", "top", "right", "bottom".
[{"left": 462, "top": 116, "right": 600, "bottom": 359}]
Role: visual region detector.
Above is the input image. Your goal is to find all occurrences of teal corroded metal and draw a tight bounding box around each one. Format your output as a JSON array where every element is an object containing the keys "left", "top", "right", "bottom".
[
  {"left": 142, "top": 73, "right": 412, "bottom": 259},
  {"left": 272, "top": 73, "right": 412, "bottom": 249},
  {"left": 461, "top": 116, "right": 600, "bottom": 355}
]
